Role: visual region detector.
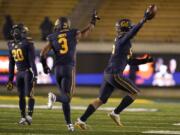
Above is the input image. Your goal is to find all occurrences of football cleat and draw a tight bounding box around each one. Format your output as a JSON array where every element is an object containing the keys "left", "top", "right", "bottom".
[
  {"left": 26, "top": 115, "right": 32, "bottom": 125},
  {"left": 67, "top": 123, "right": 75, "bottom": 132},
  {"left": 108, "top": 111, "right": 123, "bottom": 127},
  {"left": 75, "top": 118, "right": 87, "bottom": 130},
  {"left": 47, "top": 92, "right": 56, "bottom": 109},
  {"left": 18, "top": 117, "right": 27, "bottom": 125}
]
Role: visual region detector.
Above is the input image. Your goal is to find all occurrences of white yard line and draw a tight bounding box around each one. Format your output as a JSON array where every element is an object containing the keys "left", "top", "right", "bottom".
[
  {"left": 173, "top": 123, "right": 180, "bottom": 126},
  {"left": 0, "top": 104, "right": 158, "bottom": 112},
  {"left": 142, "top": 130, "right": 180, "bottom": 135}
]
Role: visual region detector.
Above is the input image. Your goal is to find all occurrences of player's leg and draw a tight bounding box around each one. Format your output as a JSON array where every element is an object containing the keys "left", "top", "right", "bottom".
[
  {"left": 113, "top": 74, "right": 139, "bottom": 113},
  {"left": 75, "top": 80, "right": 114, "bottom": 129},
  {"left": 47, "top": 68, "right": 60, "bottom": 109},
  {"left": 25, "top": 70, "right": 34, "bottom": 125},
  {"left": 50, "top": 65, "right": 75, "bottom": 131},
  {"left": 16, "top": 72, "right": 26, "bottom": 125},
  {"left": 47, "top": 66, "right": 69, "bottom": 109},
  {"left": 60, "top": 66, "right": 75, "bottom": 131},
  {"left": 109, "top": 74, "right": 139, "bottom": 125}
]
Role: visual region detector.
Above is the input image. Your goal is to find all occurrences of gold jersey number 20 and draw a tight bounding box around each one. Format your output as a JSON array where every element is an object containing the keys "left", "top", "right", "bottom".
[
  {"left": 12, "top": 49, "right": 24, "bottom": 62},
  {"left": 58, "top": 37, "right": 68, "bottom": 54}
]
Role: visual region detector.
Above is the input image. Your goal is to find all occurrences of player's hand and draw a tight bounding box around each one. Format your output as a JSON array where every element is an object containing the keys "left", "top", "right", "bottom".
[
  {"left": 6, "top": 81, "right": 13, "bottom": 91},
  {"left": 144, "top": 4, "right": 157, "bottom": 21},
  {"left": 145, "top": 54, "right": 153, "bottom": 63},
  {"left": 32, "top": 76, "right": 38, "bottom": 84},
  {"left": 43, "top": 66, "right": 51, "bottom": 74},
  {"left": 90, "top": 10, "right": 100, "bottom": 26}
]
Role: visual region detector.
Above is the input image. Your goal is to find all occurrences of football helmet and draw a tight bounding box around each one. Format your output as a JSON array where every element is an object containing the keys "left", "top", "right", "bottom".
[
  {"left": 11, "top": 24, "right": 29, "bottom": 40},
  {"left": 115, "top": 18, "right": 132, "bottom": 33},
  {"left": 54, "top": 17, "right": 71, "bottom": 31}
]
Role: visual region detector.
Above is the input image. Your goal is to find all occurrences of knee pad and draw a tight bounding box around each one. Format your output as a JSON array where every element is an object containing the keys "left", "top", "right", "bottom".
[{"left": 61, "top": 95, "right": 71, "bottom": 104}]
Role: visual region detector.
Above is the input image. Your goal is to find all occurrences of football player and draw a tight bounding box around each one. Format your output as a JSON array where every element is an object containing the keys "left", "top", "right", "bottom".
[
  {"left": 75, "top": 5, "right": 155, "bottom": 129},
  {"left": 40, "top": 11, "right": 100, "bottom": 131},
  {"left": 6, "top": 24, "right": 37, "bottom": 125}
]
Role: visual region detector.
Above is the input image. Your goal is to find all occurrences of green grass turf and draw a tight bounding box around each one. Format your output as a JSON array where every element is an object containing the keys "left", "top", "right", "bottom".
[{"left": 0, "top": 96, "right": 180, "bottom": 135}]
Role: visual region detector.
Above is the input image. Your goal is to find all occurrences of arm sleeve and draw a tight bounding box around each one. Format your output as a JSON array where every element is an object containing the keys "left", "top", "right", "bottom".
[
  {"left": 121, "top": 19, "right": 146, "bottom": 44},
  {"left": 8, "top": 50, "right": 15, "bottom": 81},
  {"left": 72, "top": 29, "right": 78, "bottom": 36},
  {"left": 28, "top": 43, "right": 38, "bottom": 76},
  {"left": 128, "top": 57, "right": 148, "bottom": 66}
]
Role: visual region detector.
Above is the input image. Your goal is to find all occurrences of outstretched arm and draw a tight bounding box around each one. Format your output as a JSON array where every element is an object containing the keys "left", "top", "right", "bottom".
[
  {"left": 121, "top": 19, "right": 146, "bottom": 44},
  {"left": 121, "top": 5, "right": 157, "bottom": 44}
]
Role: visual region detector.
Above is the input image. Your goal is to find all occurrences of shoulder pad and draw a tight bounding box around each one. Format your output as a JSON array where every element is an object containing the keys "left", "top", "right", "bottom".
[{"left": 7, "top": 40, "right": 15, "bottom": 46}]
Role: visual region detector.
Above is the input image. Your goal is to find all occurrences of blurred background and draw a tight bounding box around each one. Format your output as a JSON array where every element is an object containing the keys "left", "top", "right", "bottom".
[{"left": 0, "top": 0, "right": 180, "bottom": 98}]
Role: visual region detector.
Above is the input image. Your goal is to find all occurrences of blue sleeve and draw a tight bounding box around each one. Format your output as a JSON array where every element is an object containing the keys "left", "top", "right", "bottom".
[
  {"left": 121, "top": 19, "right": 146, "bottom": 44},
  {"left": 8, "top": 49, "right": 15, "bottom": 82},
  {"left": 28, "top": 43, "right": 38, "bottom": 76},
  {"left": 128, "top": 57, "right": 148, "bottom": 66},
  {"left": 71, "top": 29, "right": 78, "bottom": 37}
]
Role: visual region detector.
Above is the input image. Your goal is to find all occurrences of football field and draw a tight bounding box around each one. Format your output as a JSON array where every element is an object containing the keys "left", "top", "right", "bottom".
[{"left": 0, "top": 95, "right": 180, "bottom": 135}]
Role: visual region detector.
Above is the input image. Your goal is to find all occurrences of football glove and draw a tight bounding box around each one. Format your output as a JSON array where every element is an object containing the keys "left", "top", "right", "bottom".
[
  {"left": 40, "top": 55, "right": 51, "bottom": 74},
  {"left": 90, "top": 10, "right": 100, "bottom": 26},
  {"left": 144, "top": 4, "right": 157, "bottom": 21},
  {"left": 32, "top": 76, "right": 38, "bottom": 84},
  {"left": 145, "top": 54, "right": 153, "bottom": 63},
  {"left": 6, "top": 81, "right": 13, "bottom": 91},
  {"left": 43, "top": 66, "right": 51, "bottom": 74}
]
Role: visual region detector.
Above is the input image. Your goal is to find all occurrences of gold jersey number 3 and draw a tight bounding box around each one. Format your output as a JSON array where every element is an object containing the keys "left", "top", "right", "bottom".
[{"left": 58, "top": 36, "right": 68, "bottom": 54}]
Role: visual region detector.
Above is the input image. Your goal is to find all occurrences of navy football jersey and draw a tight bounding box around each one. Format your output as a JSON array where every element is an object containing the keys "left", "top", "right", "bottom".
[
  {"left": 8, "top": 38, "right": 37, "bottom": 81},
  {"left": 47, "top": 29, "right": 78, "bottom": 66},
  {"left": 105, "top": 20, "right": 145, "bottom": 74}
]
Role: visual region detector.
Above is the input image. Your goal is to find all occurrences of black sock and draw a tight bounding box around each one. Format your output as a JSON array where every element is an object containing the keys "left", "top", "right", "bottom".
[
  {"left": 19, "top": 97, "right": 26, "bottom": 118},
  {"left": 62, "top": 103, "right": 71, "bottom": 124},
  {"left": 80, "top": 104, "right": 96, "bottom": 122},
  {"left": 28, "top": 98, "right": 35, "bottom": 117},
  {"left": 114, "top": 95, "right": 134, "bottom": 114}
]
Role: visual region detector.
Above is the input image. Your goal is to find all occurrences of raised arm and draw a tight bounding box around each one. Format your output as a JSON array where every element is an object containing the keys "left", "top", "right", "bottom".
[
  {"left": 121, "top": 19, "right": 146, "bottom": 44},
  {"left": 76, "top": 10, "right": 100, "bottom": 39},
  {"left": 121, "top": 4, "right": 157, "bottom": 44},
  {"left": 40, "top": 41, "right": 52, "bottom": 74}
]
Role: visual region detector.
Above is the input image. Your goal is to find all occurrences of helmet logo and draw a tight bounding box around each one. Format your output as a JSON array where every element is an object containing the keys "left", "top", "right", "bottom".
[{"left": 120, "top": 21, "right": 129, "bottom": 28}]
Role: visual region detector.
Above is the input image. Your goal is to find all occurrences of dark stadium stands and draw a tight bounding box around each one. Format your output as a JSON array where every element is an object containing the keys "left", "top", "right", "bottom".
[
  {"left": 0, "top": 0, "right": 180, "bottom": 42},
  {"left": 87, "top": 0, "right": 180, "bottom": 42},
  {"left": 0, "top": 0, "right": 79, "bottom": 39}
]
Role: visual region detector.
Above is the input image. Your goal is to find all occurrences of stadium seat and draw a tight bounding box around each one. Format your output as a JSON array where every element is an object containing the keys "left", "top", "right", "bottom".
[
  {"left": 0, "top": 0, "right": 79, "bottom": 39},
  {"left": 87, "top": 0, "right": 180, "bottom": 42}
]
